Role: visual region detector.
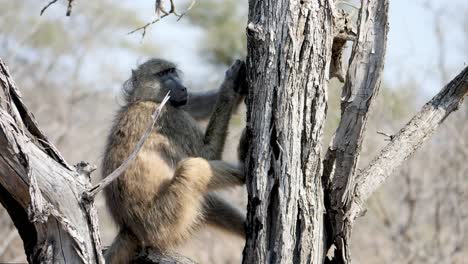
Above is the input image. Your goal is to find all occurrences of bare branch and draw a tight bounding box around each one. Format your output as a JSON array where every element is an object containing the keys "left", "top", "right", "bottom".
[
  {"left": 40, "top": 0, "right": 76, "bottom": 16},
  {"left": 84, "top": 93, "right": 170, "bottom": 200},
  {"left": 330, "top": 8, "right": 357, "bottom": 82},
  {"left": 177, "top": 0, "right": 197, "bottom": 22},
  {"left": 376, "top": 131, "right": 394, "bottom": 141},
  {"left": 128, "top": 15, "right": 168, "bottom": 39},
  {"left": 128, "top": 0, "right": 197, "bottom": 39},
  {"left": 349, "top": 66, "right": 468, "bottom": 219},
  {"left": 0, "top": 57, "right": 103, "bottom": 263},
  {"left": 40, "top": 0, "right": 59, "bottom": 15},
  {"left": 66, "top": 0, "right": 75, "bottom": 16}
]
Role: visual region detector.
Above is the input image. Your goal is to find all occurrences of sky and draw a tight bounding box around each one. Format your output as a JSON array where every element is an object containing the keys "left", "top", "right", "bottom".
[
  {"left": 118, "top": 0, "right": 467, "bottom": 99},
  {"left": 28, "top": 0, "right": 467, "bottom": 97},
  {"left": 385, "top": 0, "right": 467, "bottom": 96}
]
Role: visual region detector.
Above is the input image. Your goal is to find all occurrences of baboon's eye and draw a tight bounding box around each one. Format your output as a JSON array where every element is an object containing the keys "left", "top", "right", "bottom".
[{"left": 155, "top": 68, "right": 176, "bottom": 78}]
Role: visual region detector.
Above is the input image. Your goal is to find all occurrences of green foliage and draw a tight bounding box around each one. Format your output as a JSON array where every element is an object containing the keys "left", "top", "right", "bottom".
[{"left": 187, "top": 0, "right": 247, "bottom": 66}]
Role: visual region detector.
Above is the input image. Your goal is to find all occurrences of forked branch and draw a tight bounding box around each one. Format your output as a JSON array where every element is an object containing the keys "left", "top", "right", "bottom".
[{"left": 128, "top": 0, "right": 197, "bottom": 39}]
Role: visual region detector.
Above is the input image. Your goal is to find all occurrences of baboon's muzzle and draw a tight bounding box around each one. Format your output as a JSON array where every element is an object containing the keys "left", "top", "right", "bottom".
[{"left": 165, "top": 77, "right": 188, "bottom": 107}]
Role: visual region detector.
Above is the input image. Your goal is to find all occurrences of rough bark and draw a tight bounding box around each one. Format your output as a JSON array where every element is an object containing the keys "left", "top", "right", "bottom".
[
  {"left": 242, "top": 0, "right": 333, "bottom": 263},
  {"left": 0, "top": 58, "right": 104, "bottom": 264},
  {"left": 322, "top": 0, "right": 389, "bottom": 262}
]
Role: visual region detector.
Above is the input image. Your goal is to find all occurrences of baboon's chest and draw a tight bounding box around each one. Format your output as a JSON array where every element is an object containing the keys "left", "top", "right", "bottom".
[{"left": 157, "top": 110, "right": 204, "bottom": 158}]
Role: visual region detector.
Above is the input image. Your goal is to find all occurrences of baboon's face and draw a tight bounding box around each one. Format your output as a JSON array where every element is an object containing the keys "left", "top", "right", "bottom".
[{"left": 134, "top": 59, "right": 188, "bottom": 107}]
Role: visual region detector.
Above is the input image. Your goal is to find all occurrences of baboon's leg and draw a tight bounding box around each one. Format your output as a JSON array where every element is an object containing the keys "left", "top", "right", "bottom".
[
  {"left": 175, "top": 158, "right": 244, "bottom": 190},
  {"left": 154, "top": 158, "right": 244, "bottom": 226},
  {"left": 203, "top": 193, "right": 245, "bottom": 237},
  {"left": 138, "top": 158, "right": 243, "bottom": 247},
  {"left": 104, "top": 229, "right": 139, "bottom": 264}
]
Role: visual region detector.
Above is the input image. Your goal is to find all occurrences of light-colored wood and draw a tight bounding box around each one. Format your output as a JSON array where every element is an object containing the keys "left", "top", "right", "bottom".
[{"left": 322, "top": 0, "right": 390, "bottom": 262}]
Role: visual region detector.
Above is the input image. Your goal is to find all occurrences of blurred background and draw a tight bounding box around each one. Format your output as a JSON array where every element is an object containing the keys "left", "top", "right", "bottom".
[{"left": 0, "top": 0, "right": 466, "bottom": 263}]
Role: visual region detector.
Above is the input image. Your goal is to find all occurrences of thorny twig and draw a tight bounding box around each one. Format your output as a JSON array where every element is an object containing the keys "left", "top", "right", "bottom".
[
  {"left": 40, "top": 0, "right": 75, "bottom": 16},
  {"left": 128, "top": 0, "right": 197, "bottom": 39},
  {"left": 83, "top": 93, "right": 170, "bottom": 201},
  {"left": 377, "top": 131, "right": 394, "bottom": 141}
]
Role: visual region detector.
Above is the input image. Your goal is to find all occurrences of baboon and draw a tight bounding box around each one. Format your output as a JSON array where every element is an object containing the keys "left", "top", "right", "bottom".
[{"left": 102, "top": 58, "right": 248, "bottom": 263}]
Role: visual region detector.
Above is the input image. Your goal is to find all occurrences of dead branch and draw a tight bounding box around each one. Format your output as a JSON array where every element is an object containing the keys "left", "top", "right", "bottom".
[
  {"left": 330, "top": 9, "right": 357, "bottom": 82},
  {"left": 0, "top": 57, "right": 104, "bottom": 263},
  {"left": 40, "top": 0, "right": 76, "bottom": 16},
  {"left": 348, "top": 65, "right": 468, "bottom": 221},
  {"left": 84, "top": 93, "right": 170, "bottom": 200},
  {"left": 128, "top": 0, "right": 197, "bottom": 39}
]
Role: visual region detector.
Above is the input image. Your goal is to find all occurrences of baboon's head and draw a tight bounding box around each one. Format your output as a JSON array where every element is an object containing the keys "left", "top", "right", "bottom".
[{"left": 124, "top": 58, "right": 188, "bottom": 107}]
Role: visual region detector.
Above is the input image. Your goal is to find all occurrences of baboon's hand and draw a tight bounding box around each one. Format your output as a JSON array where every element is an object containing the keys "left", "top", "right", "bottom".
[{"left": 225, "top": 60, "right": 247, "bottom": 95}]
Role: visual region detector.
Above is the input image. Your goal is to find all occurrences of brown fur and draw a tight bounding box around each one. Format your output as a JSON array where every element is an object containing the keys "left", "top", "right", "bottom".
[{"left": 102, "top": 58, "right": 247, "bottom": 263}]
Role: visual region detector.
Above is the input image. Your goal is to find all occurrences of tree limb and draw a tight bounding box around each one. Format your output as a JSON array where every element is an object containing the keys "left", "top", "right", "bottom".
[
  {"left": 0, "top": 57, "right": 104, "bottom": 263},
  {"left": 349, "top": 65, "right": 468, "bottom": 222},
  {"left": 330, "top": 9, "right": 357, "bottom": 82}
]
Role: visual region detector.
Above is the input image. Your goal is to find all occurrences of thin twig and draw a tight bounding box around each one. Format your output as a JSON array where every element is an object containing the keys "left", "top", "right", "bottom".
[
  {"left": 83, "top": 93, "right": 170, "bottom": 200},
  {"left": 40, "top": 0, "right": 76, "bottom": 16},
  {"left": 40, "top": 0, "right": 59, "bottom": 15},
  {"left": 128, "top": 15, "right": 168, "bottom": 39},
  {"left": 177, "top": 0, "right": 197, "bottom": 21},
  {"left": 66, "top": 0, "right": 75, "bottom": 16},
  {"left": 377, "top": 131, "right": 394, "bottom": 141},
  {"left": 128, "top": 0, "right": 197, "bottom": 39}
]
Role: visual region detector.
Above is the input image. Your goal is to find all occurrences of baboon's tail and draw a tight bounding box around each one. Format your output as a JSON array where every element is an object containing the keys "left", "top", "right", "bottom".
[{"left": 104, "top": 229, "right": 139, "bottom": 264}]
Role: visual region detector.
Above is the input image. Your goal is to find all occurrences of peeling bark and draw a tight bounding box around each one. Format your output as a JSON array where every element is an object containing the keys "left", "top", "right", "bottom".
[
  {"left": 322, "top": 0, "right": 389, "bottom": 262},
  {"left": 0, "top": 58, "right": 104, "bottom": 264}
]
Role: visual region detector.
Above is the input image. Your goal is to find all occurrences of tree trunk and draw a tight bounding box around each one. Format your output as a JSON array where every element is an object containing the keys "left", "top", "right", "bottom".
[
  {"left": 242, "top": 1, "right": 333, "bottom": 263},
  {"left": 0, "top": 58, "right": 104, "bottom": 264}
]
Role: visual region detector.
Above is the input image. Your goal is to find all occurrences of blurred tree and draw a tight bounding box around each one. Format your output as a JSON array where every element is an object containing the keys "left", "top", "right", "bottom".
[{"left": 187, "top": 0, "right": 247, "bottom": 66}]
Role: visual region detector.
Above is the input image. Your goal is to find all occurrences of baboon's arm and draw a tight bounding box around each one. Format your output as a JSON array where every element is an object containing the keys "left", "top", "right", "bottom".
[
  {"left": 205, "top": 160, "right": 244, "bottom": 189},
  {"left": 203, "top": 193, "right": 245, "bottom": 237},
  {"left": 202, "top": 92, "right": 239, "bottom": 159},
  {"left": 202, "top": 60, "right": 246, "bottom": 160},
  {"left": 174, "top": 157, "right": 244, "bottom": 190}
]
